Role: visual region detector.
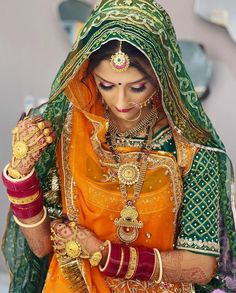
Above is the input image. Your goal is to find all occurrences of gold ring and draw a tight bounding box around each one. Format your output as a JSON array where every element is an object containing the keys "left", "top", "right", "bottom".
[
  {"left": 37, "top": 122, "right": 45, "bottom": 130},
  {"left": 43, "top": 128, "right": 50, "bottom": 136}
]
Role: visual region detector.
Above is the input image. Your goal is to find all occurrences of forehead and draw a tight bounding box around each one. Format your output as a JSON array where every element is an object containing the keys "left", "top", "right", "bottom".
[{"left": 93, "top": 60, "right": 146, "bottom": 84}]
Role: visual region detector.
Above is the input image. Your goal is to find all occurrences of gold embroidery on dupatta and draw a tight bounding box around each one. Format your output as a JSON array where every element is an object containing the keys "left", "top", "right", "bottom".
[
  {"left": 61, "top": 107, "right": 79, "bottom": 222},
  {"left": 59, "top": 107, "right": 90, "bottom": 292}
]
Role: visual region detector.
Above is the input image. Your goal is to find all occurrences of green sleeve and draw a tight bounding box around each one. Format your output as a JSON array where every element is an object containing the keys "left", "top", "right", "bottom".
[{"left": 176, "top": 148, "right": 220, "bottom": 256}]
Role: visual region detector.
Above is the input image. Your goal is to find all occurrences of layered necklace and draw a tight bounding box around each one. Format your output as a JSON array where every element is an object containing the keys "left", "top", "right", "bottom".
[
  {"left": 105, "top": 108, "right": 158, "bottom": 244},
  {"left": 107, "top": 106, "right": 157, "bottom": 147}
]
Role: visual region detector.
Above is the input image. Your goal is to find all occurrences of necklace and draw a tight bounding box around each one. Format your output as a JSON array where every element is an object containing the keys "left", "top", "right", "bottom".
[
  {"left": 106, "top": 106, "right": 158, "bottom": 141},
  {"left": 106, "top": 118, "right": 155, "bottom": 244}
]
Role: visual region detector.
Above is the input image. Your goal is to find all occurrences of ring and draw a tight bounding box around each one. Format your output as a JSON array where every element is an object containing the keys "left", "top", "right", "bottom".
[
  {"left": 46, "top": 136, "right": 53, "bottom": 144},
  {"left": 43, "top": 128, "right": 50, "bottom": 136},
  {"left": 37, "top": 122, "right": 45, "bottom": 130}
]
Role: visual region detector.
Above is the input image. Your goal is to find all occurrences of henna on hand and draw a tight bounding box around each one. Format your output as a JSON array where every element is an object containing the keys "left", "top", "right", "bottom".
[
  {"left": 9, "top": 116, "right": 55, "bottom": 177},
  {"left": 161, "top": 250, "right": 216, "bottom": 285}
]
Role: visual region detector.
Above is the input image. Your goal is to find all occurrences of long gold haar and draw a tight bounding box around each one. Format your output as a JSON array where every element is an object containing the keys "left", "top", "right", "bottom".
[{"left": 106, "top": 111, "right": 157, "bottom": 244}]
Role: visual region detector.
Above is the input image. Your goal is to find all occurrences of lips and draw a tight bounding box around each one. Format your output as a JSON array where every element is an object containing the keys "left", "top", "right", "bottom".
[{"left": 115, "top": 107, "right": 134, "bottom": 113}]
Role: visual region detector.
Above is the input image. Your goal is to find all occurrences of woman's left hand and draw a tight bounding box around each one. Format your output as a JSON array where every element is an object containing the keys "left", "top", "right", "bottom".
[{"left": 51, "top": 219, "right": 104, "bottom": 256}]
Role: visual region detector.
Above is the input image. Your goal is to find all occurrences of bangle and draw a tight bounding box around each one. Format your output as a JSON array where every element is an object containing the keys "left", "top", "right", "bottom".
[
  {"left": 7, "top": 184, "right": 40, "bottom": 198},
  {"left": 2, "top": 164, "right": 39, "bottom": 191},
  {"left": 116, "top": 247, "right": 124, "bottom": 276},
  {"left": 8, "top": 191, "right": 40, "bottom": 205},
  {"left": 99, "top": 241, "right": 123, "bottom": 276},
  {"left": 11, "top": 194, "right": 43, "bottom": 219},
  {"left": 116, "top": 245, "right": 130, "bottom": 278},
  {"left": 13, "top": 206, "right": 47, "bottom": 228},
  {"left": 124, "top": 247, "right": 138, "bottom": 279},
  {"left": 133, "top": 247, "right": 155, "bottom": 280},
  {"left": 154, "top": 248, "right": 163, "bottom": 283}
]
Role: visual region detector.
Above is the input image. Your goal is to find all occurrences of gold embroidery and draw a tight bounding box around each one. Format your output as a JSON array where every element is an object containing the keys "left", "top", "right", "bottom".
[{"left": 61, "top": 108, "right": 79, "bottom": 222}]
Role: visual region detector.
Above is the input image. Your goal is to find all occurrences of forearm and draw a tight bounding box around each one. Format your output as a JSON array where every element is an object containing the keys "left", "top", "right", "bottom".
[
  {"left": 153, "top": 250, "right": 217, "bottom": 285},
  {"left": 18, "top": 209, "right": 53, "bottom": 258},
  {"left": 101, "top": 242, "right": 216, "bottom": 285}
]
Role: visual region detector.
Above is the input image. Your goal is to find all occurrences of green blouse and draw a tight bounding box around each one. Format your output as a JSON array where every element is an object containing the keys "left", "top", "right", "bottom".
[{"left": 129, "top": 125, "right": 220, "bottom": 256}]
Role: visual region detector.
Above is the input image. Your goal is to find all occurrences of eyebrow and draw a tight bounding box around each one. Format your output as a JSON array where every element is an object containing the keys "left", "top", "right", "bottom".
[{"left": 94, "top": 73, "right": 148, "bottom": 85}]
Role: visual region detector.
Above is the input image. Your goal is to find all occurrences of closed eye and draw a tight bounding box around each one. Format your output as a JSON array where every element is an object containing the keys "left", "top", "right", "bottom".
[
  {"left": 99, "top": 82, "right": 114, "bottom": 91},
  {"left": 131, "top": 85, "right": 146, "bottom": 93}
]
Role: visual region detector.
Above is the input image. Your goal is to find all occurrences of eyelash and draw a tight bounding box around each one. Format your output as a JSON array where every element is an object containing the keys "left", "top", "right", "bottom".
[{"left": 99, "top": 83, "right": 146, "bottom": 93}]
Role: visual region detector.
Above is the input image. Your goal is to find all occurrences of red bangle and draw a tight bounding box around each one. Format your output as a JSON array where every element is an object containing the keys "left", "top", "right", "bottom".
[
  {"left": 116, "top": 245, "right": 130, "bottom": 278},
  {"left": 11, "top": 202, "right": 43, "bottom": 219},
  {"left": 7, "top": 184, "right": 40, "bottom": 198},
  {"left": 133, "top": 247, "right": 155, "bottom": 280},
  {"left": 2, "top": 164, "right": 39, "bottom": 192},
  {"left": 11, "top": 192, "right": 43, "bottom": 219},
  {"left": 100, "top": 242, "right": 122, "bottom": 276}
]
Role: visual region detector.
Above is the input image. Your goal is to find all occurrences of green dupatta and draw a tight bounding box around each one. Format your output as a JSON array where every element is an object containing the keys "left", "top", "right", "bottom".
[{"left": 2, "top": 1, "right": 236, "bottom": 292}]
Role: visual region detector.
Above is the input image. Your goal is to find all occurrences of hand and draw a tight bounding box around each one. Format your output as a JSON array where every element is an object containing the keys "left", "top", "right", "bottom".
[
  {"left": 51, "top": 220, "right": 107, "bottom": 265},
  {"left": 8, "top": 115, "right": 55, "bottom": 178}
]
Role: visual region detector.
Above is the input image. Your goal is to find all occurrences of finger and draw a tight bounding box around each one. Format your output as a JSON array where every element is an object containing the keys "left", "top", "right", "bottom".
[{"left": 18, "top": 112, "right": 26, "bottom": 122}]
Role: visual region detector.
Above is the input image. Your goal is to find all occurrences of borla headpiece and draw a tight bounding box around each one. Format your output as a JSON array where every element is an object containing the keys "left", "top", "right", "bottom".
[{"left": 110, "top": 41, "right": 130, "bottom": 72}]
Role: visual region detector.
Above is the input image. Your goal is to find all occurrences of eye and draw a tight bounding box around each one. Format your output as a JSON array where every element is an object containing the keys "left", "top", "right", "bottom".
[
  {"left": 130, "top": 85, "right": 146, "bottom": 93},
  {"left": 99, "top": 82, "right": 114, "bottom": 91}
]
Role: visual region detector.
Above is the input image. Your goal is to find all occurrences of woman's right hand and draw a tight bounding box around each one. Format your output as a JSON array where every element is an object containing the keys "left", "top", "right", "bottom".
[{"left": 8, "top": 115, "right": 55, "bottom": 178}]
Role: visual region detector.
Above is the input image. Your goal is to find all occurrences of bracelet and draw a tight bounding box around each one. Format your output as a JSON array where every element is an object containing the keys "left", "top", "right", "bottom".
[
  {"left": 2, "top": 164, "right": 39, "bottom": 191},
  {"left": 116, "top": 245, "right": 130, "bottom": 278},
  {"left": 154, "top": 248, "right": 163, "bottom": 283},
  {"left": 13, "top": 206, "right": 47, "bottom": 228},
  {"left": 7, "top": 184, "right": 40, "bottom": 198},
  {"left": 133, "top": 247, "right": 155, "bottom": 280},
  {"left": 11, "top": 194, "right": 43, "bottom": 219},
  {"left": 8, "top": 191, "right": 40, "bottom": 205},
  {"left": 124, "top": 247, "right": 138, "bottom": 279},
  {"left": 99, "top": 241, "right": 123, "bottom": 276},
  {"left": 116, "top": 247, "right": 124, "bottom": 276}
]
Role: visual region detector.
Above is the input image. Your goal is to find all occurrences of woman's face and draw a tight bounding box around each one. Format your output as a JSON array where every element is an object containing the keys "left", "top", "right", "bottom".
[{"left": 93, "top": 60, "right": 156, "bottom": 121}]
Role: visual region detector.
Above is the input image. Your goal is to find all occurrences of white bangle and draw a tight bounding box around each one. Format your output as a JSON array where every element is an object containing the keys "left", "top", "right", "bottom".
[
  {"left": 4, "top": 163, "right": 35, "bottom": 183},
  {"left": 99, "top": 240, "right": 111, "bottom": 272},
  {"left": 13, "top": 206, "right": 47, "bottom": 228},
  {"left": 154, "top": 248, "right": 163, "bottom": 283}
]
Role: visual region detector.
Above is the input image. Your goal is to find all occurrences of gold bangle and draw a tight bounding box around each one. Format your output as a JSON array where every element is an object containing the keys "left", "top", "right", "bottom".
[
  {"left": 7, "top": 166, "right": 23, "bottom": 179},
  {"left": 4, "top": 164, "right": 35, "bottom": 183},
  {"left": 124, "top": 247, "right": 138, "bottom": 279},
  {"left": 13, "top": 206, "right": 47, "bottom": 228},
  {"left": 154, "top": 248, "right": 163, "bottom": 283},
  {"left": 116, "top": 247, "right": 124, "bottom": 276},
  {"left": 8, "top": 191, "right": 40, "bottom": 205}
]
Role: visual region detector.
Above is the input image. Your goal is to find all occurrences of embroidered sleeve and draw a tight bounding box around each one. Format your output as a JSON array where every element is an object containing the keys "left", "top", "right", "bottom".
[{"left": 176, "top": 148, "right": 220, "bottom": 256}]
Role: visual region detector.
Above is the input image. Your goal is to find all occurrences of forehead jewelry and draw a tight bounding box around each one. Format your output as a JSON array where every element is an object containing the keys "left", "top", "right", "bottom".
[{"left": 110, "top": 41, "right": 130, "bottom": 72}]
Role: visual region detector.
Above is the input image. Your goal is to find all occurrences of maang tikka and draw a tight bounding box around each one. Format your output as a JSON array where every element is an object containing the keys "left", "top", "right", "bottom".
[{"left": 110, "top": 41, "right": 130, "bottom": 72}]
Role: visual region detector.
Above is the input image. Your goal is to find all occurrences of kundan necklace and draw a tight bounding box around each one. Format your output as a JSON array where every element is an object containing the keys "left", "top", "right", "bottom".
[
  {"left": 106, "top": 116, "right": 156, "bottom": 244},
  {"left": 106, "top": 107, "right": 158, "bottom": 147}
]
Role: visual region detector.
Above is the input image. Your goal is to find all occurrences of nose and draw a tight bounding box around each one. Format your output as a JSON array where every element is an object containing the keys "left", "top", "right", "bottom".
[{"left": 115, "top": 88, "right": 128, "bottom": 109}]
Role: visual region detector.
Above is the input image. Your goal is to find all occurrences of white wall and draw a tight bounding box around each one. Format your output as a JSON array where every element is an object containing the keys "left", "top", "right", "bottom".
[{"left": 0, "top": 0, "right": 235, "bottom": 274}]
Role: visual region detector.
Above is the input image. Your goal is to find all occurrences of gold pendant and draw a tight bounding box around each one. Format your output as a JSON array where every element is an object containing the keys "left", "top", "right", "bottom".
[
  {"left": 114, "top": 201, "right": 143, "bottom": 244},
  {"left": 65, "top": 240, "right": 82, "bottom": 258},
  {"left": 118, "top": 163, "right": 140, "bottom": 186}
]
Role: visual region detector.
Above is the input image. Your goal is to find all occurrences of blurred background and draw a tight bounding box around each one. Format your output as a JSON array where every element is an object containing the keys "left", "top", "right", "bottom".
[{"left": 0, "top": 0, "right": 235, "bottom": 291}]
